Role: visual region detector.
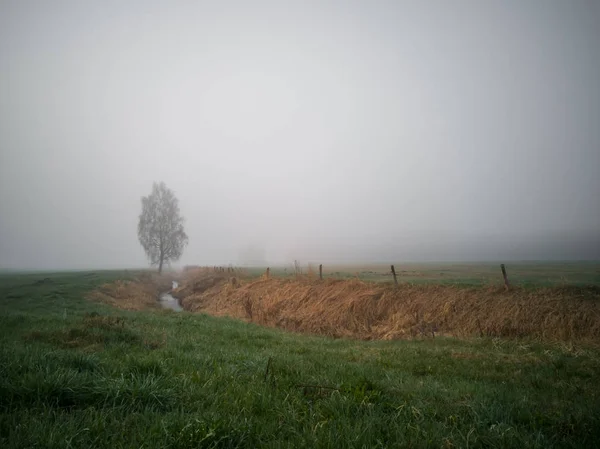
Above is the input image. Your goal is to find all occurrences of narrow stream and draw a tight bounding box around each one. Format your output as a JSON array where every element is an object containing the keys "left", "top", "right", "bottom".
[{"left": 159, "top": 281, "right": 183, "bottom": 312}]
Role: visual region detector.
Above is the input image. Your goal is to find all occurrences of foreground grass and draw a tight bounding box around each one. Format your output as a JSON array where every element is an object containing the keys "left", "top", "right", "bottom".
[{"left": 1, "top": 272, "right": 600, "bottom": 448}]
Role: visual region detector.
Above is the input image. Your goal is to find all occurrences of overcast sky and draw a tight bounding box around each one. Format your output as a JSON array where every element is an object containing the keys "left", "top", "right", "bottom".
[{"left": 1, "top": 0, "right": 599, "bottom": 269}]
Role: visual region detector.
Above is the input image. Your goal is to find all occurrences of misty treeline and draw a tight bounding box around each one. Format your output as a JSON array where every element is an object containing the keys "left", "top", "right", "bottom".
[{"left": 137, "top": 182, "right": 188, "bottom": 273}]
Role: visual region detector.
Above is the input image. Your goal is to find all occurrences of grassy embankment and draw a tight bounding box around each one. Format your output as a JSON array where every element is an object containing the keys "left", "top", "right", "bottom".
[{"left": 1, "top": 270, "right": 600, "bottom": 448}]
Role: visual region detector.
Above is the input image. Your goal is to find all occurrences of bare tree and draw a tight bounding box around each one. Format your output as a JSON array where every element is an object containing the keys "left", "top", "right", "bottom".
[{"left": 138, "top": 182, "right": 188, "bottom": 273}]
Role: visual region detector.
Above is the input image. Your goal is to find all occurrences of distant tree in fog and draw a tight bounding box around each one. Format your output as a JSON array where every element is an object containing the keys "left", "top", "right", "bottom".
[{"left": 137, "top": 182, "right": 188, "bottom": 273}]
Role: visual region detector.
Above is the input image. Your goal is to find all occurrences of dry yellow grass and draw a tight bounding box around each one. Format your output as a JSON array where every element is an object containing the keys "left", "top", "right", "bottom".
[
  {"left": 88, "top": 270, "right": 600, "bottom": 342},
  {"left": 87, "top": 272, "right": 174, "bottom": 311},
  {"left": 175, "top": 273, "right": 600, "bottom": 342},
  {"left": 174, "top": 268, "right": 229, "bottom": 297}
]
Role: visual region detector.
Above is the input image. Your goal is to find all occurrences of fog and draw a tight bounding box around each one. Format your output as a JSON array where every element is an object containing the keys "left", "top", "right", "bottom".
[{"left": 1, "top": 0, "right": 599, "bottom": 270}]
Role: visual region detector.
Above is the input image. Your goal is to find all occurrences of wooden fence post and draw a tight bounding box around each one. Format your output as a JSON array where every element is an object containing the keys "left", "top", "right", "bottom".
[
  {"left": 319, "top": 264, "right": 323, "bottom": 280},
  {"left": 391, "top": 265, "right": 398, "bottom": 286},
  {"left": 500, "top": 264, "right": 510, "bottom": 290},
  {"left": 266, "top": 267, "right": 270, "bottom": 279}
]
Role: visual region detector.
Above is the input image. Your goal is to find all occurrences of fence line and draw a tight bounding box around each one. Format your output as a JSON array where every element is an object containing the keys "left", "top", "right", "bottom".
[{"left": 182, "top": 263, "right": 522, "bottom": 287}]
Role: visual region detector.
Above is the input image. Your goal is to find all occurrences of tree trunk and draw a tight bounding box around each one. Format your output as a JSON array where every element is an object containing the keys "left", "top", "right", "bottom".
[{"left": 158, "top": 257, "right": 163, "bottom": 274}]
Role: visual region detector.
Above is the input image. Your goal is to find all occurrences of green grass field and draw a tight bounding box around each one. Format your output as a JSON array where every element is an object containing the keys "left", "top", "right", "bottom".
[{"left": 1, "top": 271, "right": 600, "bottom": 448}]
